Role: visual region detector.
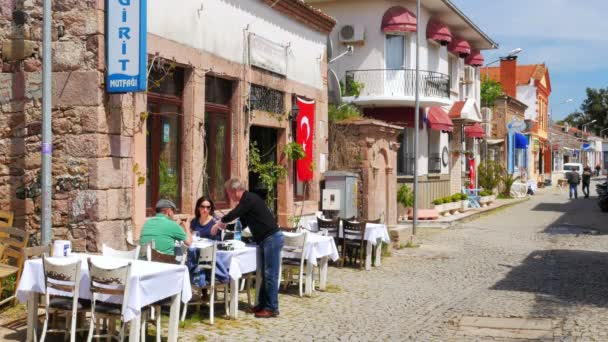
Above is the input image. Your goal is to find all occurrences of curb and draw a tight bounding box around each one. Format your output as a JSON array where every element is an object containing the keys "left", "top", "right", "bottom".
[{"left": 393, "top": 197, "right": 530, "bottom": 230}]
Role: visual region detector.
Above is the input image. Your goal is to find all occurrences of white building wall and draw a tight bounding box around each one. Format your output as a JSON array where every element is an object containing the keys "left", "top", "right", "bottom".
[
  {"left": 148, "top": 0, "right": 327, "bottom": 90},
  {"left": 318, "top": 0, "right": 452, "bottom": 85},
  {"left": 517, "top": 84, "right": 537, "bottom": 121}
]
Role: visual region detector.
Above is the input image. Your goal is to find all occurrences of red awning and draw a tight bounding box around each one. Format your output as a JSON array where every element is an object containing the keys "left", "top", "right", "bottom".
[
  {"left": 427, "top": 107, "right": 453, "bottom": 132},
  {"left": 465, "top": 49, "right": 484, "bottom": 66},
  {"left": 381, "top": 6, "right": 417, "bottom": 33},
  {"left": 362, "top": 107, "right": 423, "bottom": 128},
  {"left": 448, "top": 37, "right": 471, "bottom": 57},
  {"left": 426, "top": 19, "right": 452, "bottom": 45},
  {"left": 465, "top": 123, "right": 485, "bottom": 138}
]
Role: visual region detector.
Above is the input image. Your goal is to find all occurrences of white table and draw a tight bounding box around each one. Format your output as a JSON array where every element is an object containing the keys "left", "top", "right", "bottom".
[
  {"left": 302, "top": 220, "right": 391, "bottom": 270},
  {"left": 17, "top": 254, "right": 192, "bottom": 342},
  {"left": 283, "top": 232, "right": 340, "bottom": 296},
  {"left": 191, "top": 241, "right": 258, "bottom": 320}
]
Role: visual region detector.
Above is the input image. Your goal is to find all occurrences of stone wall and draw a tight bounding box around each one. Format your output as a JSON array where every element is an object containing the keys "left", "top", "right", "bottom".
[
  {"left": 329, "top": 120, "right": 400, "bottom": 225},
  {"left": 0, "top": 0, "right": 134, "bottom": 251}
]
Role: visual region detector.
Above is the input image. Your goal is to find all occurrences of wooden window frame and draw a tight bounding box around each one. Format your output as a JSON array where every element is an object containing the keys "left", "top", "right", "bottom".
[
  {"left": 205, "top": 102, "right": 232, "bottom": 210},
  {"left": 146, "top": 93, "right": 184, "bottom": 216}
]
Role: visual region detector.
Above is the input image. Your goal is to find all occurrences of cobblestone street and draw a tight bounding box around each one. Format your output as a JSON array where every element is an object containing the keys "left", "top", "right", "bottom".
[{"left": 180, "top": 180, "right": 608, "bottom": 341}]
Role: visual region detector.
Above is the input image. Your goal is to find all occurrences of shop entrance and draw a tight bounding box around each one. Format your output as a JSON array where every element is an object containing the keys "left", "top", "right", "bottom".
[{"left": 249, "top": 126, "right": 279, "bottom": 215}]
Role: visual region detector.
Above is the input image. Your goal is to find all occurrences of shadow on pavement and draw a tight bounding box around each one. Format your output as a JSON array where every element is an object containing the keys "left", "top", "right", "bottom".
[{"left": 491, "top": 249, "right": 608, "bottom": 309}]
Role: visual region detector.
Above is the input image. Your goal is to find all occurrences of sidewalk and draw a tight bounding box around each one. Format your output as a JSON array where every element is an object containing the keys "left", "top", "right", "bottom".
[{"left": 395, "top": 197, "right": 530, "bottom": 230}]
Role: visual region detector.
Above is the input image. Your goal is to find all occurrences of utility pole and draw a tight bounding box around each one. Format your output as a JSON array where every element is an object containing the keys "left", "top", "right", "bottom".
[
  {"left": 41, "top": 0, "right": 53, "bottom": 245},
  {"left": 412, "top": 0, "right": 420, "bottom": 236}
]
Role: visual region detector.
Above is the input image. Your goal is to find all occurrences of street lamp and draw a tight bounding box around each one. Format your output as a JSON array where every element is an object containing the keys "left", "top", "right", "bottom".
[
  {"left": 484, "top": 47, "right": 523, "bottom": 79},
  {"left": 582, "top": 119, "right": 597, "bottom": 132}
]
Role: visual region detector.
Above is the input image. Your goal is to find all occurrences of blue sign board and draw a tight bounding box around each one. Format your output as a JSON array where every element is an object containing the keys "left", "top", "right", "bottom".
[{"left": 106, "top": 0, "right": 147, "bottom": 93}]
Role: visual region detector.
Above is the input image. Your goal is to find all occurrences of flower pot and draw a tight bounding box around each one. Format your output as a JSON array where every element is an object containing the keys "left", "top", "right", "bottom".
[
  {"left": 460, "top": 200, "right": 469, "bottom": 212},
  {"left": 432, "top": 203, "right": 449, "bottom": 217}
]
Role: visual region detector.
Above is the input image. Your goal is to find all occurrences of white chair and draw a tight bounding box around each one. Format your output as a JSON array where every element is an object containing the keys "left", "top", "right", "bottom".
[
  {"left": 86, "top": 258, "right": 132, "bottom": 342},
  {"left": 281, "top": 232, "right": 308, "bottom": 297},
  {"left": 182, "top": 242, "right": 228, "bottom": 325},
  {"left": 39, "top": 256, "right": 86, "bottom": 342},
  {"left": 102, "top": 244, "right": 140, "bottom": 260}
]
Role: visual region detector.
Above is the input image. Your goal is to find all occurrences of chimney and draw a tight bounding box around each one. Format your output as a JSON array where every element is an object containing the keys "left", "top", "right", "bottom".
[{"left": 500, "top": 56, "right": 518, "bottom": 98}]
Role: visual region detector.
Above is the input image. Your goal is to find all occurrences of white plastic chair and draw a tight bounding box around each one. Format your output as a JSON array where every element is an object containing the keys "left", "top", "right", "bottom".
[
  {"left": 86, "top": 258, "right": 132, "bottom": 342},
  {"left": 102, "top": 244, "right": 140, "bottom": 260},
  {"left": 281, "top": 232, "right": 308, "bottom": 297},
  {"left": 40, "top": 256, "right": 86, "bottom": 342}
]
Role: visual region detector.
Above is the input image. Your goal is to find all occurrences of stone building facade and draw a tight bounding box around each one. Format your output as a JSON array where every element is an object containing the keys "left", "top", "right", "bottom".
[{"left": 0, "top": 0, "right": 334, "bottom": 250}]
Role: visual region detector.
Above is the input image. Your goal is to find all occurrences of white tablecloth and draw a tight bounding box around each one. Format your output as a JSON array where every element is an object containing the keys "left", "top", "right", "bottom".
[
  {"left": 304, "top": 220, "right": 390, "bottom": 245},
  {"left": 16, "top": 254, "right": 192, "bottom": 321},
  {"left": 191, "top": 241, "right": 257, "bottom": 281},
  {"left": 283, "top": 232, "right": 339, "bottom": 266}
]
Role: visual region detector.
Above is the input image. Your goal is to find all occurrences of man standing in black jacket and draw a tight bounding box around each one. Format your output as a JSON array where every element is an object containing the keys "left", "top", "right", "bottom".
[{"left": 211, "top": 178, "right": 284, "bottom": 318}]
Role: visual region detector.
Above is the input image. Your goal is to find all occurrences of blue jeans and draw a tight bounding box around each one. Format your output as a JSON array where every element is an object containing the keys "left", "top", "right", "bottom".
[
  {"left": 569, "top": 183, "right": 578, "bottom": 199},
  {"left": 256, "top": 231, "right": 284, "bottom": 312}
]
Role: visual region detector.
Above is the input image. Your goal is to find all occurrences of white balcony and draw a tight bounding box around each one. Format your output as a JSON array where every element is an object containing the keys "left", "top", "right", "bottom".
[{"left": 343, "top": 69, "right": 452, "bottom": 107}]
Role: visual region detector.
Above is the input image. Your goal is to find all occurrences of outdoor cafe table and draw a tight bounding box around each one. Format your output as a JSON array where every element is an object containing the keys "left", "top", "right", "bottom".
[
  {"left": 283, "top": 231, "right": 339, "bottom": 296},
  {"left": 301, "top": 219, "right": 391, "bottom": 270},
  {"left": 190, "top": 240, "right": 258, "bottom": 320},
  {"left": 16, "top": 253, "right": 192, "bottom": 342}
]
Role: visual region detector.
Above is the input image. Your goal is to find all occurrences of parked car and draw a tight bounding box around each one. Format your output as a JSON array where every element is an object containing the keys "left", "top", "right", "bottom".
[{"left": 563, "top": 163, "right": 583, "bottom": 178}]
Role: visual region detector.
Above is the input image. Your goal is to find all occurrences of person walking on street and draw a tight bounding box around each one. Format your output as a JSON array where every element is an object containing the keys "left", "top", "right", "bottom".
[
  {"left": 211, "top": 178, "right": 283, "bottom": 318},
  {"left": 595, "top": 164, "right": 601, "bottom": 177},
  {"left": 566, "top": 170, "right": 580, "bottom": 199},
  {"left": 582, "top": 166, "right": 592, "bottom": 198}
]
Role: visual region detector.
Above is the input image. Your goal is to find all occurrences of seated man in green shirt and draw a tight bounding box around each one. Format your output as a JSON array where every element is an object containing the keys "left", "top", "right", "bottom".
[{"left": 140, "top": 199, "right": 192, "bottom": 255}]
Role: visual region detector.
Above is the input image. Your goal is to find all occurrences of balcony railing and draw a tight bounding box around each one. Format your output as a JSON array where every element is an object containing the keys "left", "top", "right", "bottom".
[
  {"left": 345, "top": 69, "right": 450, "bottom": 100},
  {"left": 428, "top": 153, "right": 442, "bottom": 174}
]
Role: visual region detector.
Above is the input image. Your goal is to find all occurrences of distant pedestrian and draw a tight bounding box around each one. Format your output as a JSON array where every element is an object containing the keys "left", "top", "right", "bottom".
[
  {"left": 595, "top": 164, "right": 601, "bottom": 177},
  {"left": 582, "top": 166, "right": 592, "bottom": 199},
  {"left": 566, "top": 170, "right": 580, "bottom": 199}
]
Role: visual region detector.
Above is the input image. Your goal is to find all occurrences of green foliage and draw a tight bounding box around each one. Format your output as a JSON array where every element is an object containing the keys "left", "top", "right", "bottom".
[
  {"left": 249, "top": 142, "right": 288, "bottom": 209},
  {"left": 432, "top": 198, "right": 444, "bottom": 205},
  {"left": 501, "top": 171, "right": 520, "bottom": 198},
  {"left": 328, "top": 104, "right": 363, "bottom": 122},
  {"left": 397, "top": 184, "right": 415, "bottom": 208},
  {"left": 451, "top": 194, "right": 463, "bottom": 202},
  {"left": 562, "top": 87, "right": 608, "bottom": 136},
  {"left": 1, "top": 274, "right": 16, "bottom": 300},
  {"left": 481, "top": 77, "right": 503, "bottom": 107},
  {"left": 478, "top": 161, "right": 504, "bottom": 192},
  {"left": 283, "top": 142, "right": 305, "bottom": 161},
  {"left": 433, "top": 193, "right": 467, "bottom": 205},
  {"left": 159, "top": 160, "right": 178, "bottom": 202},
  {"left": 479, "top": 189, "right": 493, "bottom": 196},
  {"left": 340, "top": 77, "right": 365, "bottom": 97}
]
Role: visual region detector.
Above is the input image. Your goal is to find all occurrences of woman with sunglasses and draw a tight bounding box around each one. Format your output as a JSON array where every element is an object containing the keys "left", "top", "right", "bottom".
[{"left": 190, "top": 196, "right": 222, "bottom": 241}]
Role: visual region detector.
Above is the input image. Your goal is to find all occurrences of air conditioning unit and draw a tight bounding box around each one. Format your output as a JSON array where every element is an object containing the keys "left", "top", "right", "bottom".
[
  {"left": 463, "top": 66, "right": 475, "bottom": 84},
  {"left": 339, "top": 24, "right": 365, "bottom": 44}
]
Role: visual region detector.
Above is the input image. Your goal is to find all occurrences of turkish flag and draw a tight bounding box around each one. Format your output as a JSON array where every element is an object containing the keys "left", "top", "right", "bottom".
[
  {"left": 296, "top": 98, "right": 315, "bottom": 181},
  {"left": 468, "top": 157, "right": 475, "bottom": 189}
]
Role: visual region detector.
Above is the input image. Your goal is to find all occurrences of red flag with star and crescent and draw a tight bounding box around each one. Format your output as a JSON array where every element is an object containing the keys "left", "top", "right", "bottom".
[{"left": 296, "top": 98, "right": 315, "bottom": 181}]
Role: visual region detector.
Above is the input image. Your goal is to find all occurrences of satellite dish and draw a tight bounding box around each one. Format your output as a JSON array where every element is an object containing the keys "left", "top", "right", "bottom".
[
  {"left": 327, "top": 69, "right": 342, "bottom": 105},
  {"left": 508, "top": 119, "right": 526, "bottom": 133},
  {"left": 326, "top": 36, "right": 334, "bottom": 61}
]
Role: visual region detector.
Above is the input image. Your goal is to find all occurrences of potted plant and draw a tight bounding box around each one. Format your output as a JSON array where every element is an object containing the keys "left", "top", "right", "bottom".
[
  {"left": 458, "top": 193, "right": 469, "bottom": 212},
  {"left": 397, "top": 184, "right": 414, "bottom": 221},
  {"left": 432, "top": 197, "right": 448, "bottom": 216}
]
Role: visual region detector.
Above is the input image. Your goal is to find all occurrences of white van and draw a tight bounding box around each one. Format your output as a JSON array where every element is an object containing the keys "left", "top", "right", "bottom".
[{"left": 563, "top": 163, "right": 583, "bottom": 178}]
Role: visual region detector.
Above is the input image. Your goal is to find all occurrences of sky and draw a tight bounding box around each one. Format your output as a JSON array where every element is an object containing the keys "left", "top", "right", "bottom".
[{"left": 451, "top": 0, "right": 608, "bottom": 120}]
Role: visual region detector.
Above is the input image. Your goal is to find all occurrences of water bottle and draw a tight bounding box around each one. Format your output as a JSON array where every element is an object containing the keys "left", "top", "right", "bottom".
[
  {"left": 174, "top": 240, "right": 183, "bottom": 262},
  {"left": 234, "top": 219, "right": 242, "bottom": 241}
]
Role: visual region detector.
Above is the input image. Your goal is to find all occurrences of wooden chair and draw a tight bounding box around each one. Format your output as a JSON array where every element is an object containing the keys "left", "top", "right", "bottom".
[
  {"left": 102, "top": 244, "right": 140, "bottom": 260},
  {"left": 86, "top": 258, "right": 132, "bottom": 342},
  {"left": 40, "top": 256, "right": 87, "bottom": 342},
  {"left": 280, "top": 232, "right": 308, "bottom": 297},
  {"left": 126, "top": 240, "right": 154, "bottom": 261},
  {"left": 341, "top": 219, "right": 366, "bottom": 269},
  {"left": 0, "top": 227, "right": 30, "bottom": 306},
  {"left": 184, "top": 242, "right": 228, "bottom": 325}
]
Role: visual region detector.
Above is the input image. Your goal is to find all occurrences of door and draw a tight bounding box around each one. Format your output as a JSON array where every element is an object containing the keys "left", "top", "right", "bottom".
[
  {"left": 385, "top": 34, "right": 406, "bottom": 96},
  {"left": 249, "top": 126, "right": 279, "bottom": 215}
]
